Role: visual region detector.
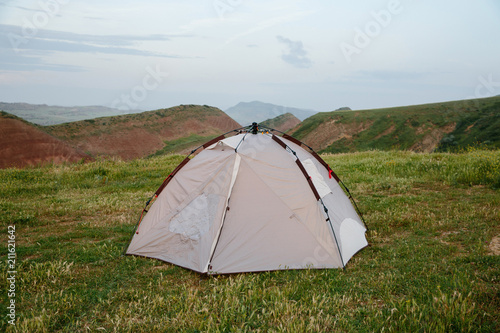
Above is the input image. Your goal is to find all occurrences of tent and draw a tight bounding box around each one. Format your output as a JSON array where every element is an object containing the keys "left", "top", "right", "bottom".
[{"left": 125, "top": 123, "right": 368, "bottom": 274}]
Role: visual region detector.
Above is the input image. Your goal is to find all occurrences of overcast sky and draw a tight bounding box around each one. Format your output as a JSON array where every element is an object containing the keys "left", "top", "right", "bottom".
[{"left": 1, "top": 0, "right": 499, "bottom": 112}]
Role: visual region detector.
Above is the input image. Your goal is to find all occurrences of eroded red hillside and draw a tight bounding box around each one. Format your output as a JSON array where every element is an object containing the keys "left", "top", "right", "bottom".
[
  {"left": 0, "top": 113, "right": 92, "bottom": 168},
  {"left": 45, "top": 105, "right": 241, "bottom": 160}
]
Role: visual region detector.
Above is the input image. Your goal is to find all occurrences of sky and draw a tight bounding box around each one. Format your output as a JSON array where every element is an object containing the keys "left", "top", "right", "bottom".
[{"left": 0, "top": 0, "right": 499, "bottom": 112}]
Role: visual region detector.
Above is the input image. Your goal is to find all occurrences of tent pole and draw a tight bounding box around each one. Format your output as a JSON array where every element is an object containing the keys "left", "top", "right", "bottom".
[{"left": 320, "top": 198, "right": 346, "bottom": 268}]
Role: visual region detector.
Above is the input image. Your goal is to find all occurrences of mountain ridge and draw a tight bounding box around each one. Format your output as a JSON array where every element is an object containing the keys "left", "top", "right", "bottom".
[
  {"left": 224, "top": 101, "right": 317, "bottom": 126},
  {"left": 2, "top": 97, "right": 499, "bottom": 169}
]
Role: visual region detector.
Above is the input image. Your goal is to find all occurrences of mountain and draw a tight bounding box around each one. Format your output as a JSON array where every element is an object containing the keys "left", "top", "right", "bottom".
[
  {"left": 44, "top": 104, "right": 241, "bottom": 160},
  {"left": 224, "top": 101, "right": 317, "bottom": 126},
  {"left": 260, "top": 113, "right": 301, "bottom": 132},
  {"left": 0, "top": 102, "right": 142, "bottom": 126},
  {"left": 0, "top": 112, "right": 92, "bottom": 168},
  {"left": 288, "top": 96, "right": 500, "bottom": 153}
]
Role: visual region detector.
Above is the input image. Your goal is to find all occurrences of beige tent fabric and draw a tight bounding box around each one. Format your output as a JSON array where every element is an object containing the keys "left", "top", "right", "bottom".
[
  {"left": 210, "top": 156, "right": 342, "bottom": 273},
  {"left": 126, "top": 132, "right": 367, "bottom": 273},
  {"left": 204, "top": 153, "right": 241, "bottom": 272},
  {"left": 126, "top": 147, "right": 239, "bottom": 272},
  {"left": 280, "top": 136, "right": 368, "bottom": 265}
]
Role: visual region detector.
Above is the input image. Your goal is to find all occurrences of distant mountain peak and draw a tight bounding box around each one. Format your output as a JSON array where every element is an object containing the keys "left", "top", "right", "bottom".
[{"left": 224, "top": 101, "right": 317, "bottom": 126}]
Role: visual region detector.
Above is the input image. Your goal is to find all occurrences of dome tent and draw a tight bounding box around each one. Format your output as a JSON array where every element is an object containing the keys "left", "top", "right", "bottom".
[{"left": 125, "top": 123, "right": 368, "bottom": 274}]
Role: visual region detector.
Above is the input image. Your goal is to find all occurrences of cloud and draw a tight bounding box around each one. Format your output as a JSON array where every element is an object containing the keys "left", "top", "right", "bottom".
[
  {"left": 3, "top": 4, "right": 39, "bottom": 13},
  {"left": 0, "top": 48, "right": 85, "bottom": 72},
  {"left": 0, "top": 24, "right": 190, "bottom": 58},
  {"left": 276, "top": 35, "right": 311, "bottom": 69},
  {"left": 355, "top": 70, "right": 430, "bottom": 81},
  {"left": 224, "top": 11, "right": 314, "bottom": 45}
]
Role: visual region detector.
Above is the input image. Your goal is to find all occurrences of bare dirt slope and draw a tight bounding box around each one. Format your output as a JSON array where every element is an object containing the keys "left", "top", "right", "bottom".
[
  {"left": 0, "top": 112, "right": 92, "bottom": 168},
  {"left": 45, "top": 105, "right": 241, "bottom": 160}
]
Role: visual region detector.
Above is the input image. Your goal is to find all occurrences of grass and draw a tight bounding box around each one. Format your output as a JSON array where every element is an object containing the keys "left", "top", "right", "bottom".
[
  {"left": 291, "top": 96, "right": 500, "bottom": 153},
  {"left": 1, "top": 150, "right": 499, "bottom": 332}
]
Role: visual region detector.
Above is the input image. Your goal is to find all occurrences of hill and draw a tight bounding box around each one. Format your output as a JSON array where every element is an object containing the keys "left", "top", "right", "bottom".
[
  {"left": 0, "top": 111, "right": 92, "bottom": 168},
  {"left": 44, "top": 104, "right": 241, "bottom": 160},
  {"left": 0, "top": 102, "right": 141, "bottom": 125},
  {"left": 288, "top": 96, "right": 500, "bottom": 153},
  {"left": 260, "top": 112, "right": 301, "bottom": 132},
  {"left": 225, "top": 101, "right": 317, "bottom": 126}
]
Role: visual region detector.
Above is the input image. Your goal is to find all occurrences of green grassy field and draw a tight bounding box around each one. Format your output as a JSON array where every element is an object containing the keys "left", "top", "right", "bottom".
[{"left": 1, "top": 149, "right": 499, "bottom": 332}]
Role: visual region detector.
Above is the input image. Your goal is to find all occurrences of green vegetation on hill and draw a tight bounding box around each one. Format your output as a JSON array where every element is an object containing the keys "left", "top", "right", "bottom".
[
  {"left": 0, "top": 111, "right": 17, "bottom": 119},
  {"left": 436, "top": 100, "right": 500, "bottom": 151},
  {"left": 0, "top": 111, "right": 34, "bottom": 124},
  {"left": 1, "top": 149, "right": 498, "bottom": 331},
  {"left": 291, "top": 96, "right": 500, "bottom": 153}
]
